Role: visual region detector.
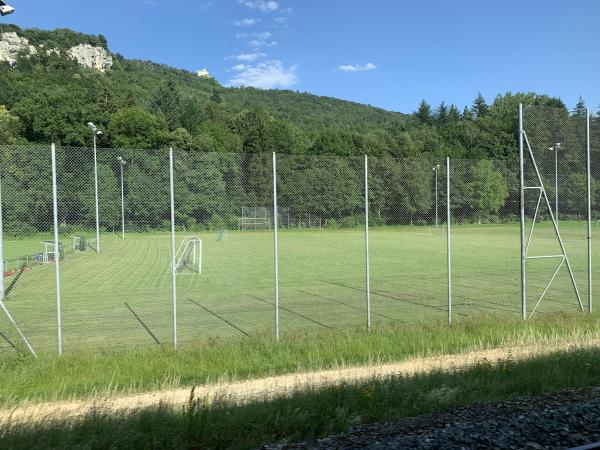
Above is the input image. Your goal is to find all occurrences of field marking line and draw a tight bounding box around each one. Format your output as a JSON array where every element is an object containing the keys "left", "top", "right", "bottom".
[{"left": 1, "top": 339, "right": 599, "bottom": 425}]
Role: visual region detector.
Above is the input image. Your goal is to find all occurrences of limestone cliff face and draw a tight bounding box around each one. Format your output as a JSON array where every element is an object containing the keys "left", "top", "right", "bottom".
[
  {"left": 0, "top": 32, "right": 37, "bottom": 66},
  {"left": 0, "top": 32, "right": 113, "bottom": 71},
  {"left": 67, "top": 44, "right": 113, "bottom": 72}
]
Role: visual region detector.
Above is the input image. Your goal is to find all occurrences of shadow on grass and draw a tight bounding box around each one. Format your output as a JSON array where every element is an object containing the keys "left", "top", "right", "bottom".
[{"left": 2, "top": 346, "right": 600, "bottom": 450}]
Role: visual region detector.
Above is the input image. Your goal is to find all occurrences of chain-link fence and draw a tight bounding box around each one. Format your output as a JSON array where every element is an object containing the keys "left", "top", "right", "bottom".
[{"left": 0, "top": 105, "right": 596, "bottom": 356}]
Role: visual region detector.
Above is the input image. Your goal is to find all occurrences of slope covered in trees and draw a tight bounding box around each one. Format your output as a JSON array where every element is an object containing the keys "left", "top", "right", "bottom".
[{"left": 0, "top": 25, "right": 595, "bottom": 232}]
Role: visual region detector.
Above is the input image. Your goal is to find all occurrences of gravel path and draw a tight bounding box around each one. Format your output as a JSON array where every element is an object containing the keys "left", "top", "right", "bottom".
[
  {"left": 5, "top": 342, "right": 595, "bottom": 426},
  {"left": 265, "top": 387, "right": 600, "bottom": 449}
]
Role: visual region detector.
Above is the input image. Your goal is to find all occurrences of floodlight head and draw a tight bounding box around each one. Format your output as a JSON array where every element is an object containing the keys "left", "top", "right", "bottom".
[
  {"left": 117, "top": 156, "right": 126, "bottom": 165},
  {"left": 0, "top": 3, "right": 15, "bottom": 16}
]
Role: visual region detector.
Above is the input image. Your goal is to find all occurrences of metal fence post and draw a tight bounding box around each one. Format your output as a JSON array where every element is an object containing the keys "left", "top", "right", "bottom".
[
  {"left": 272, "top": 152, "right": 280, "bottom": 340},
  {"left": 519, "top": 103, "right": 527, "bottom": 320},
  {"left": 587, "top": 109, "right": 593, "bottom": 313},
  {"left": 169, "top": 148, "right": 177, "bottom": 348},
  {"left": 446, "top": 157, "right": 452, "bottom": 325},
  {"left": 51, "top": 144, "right": 63, "bottom": 355},
  {"left": 364, "top": 155, "right": 371, "bottom": 331}
]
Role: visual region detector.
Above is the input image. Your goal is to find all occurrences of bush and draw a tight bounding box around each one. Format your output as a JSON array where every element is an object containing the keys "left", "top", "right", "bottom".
[
  {"left": 207, "top": 214, "right": 225, "bottom": 231},
  {"left": 4, "top": 222, "right": 38, "bottom": 238},
  {"left": 326, "top": 219, "right": 339, "bottom": 229}
]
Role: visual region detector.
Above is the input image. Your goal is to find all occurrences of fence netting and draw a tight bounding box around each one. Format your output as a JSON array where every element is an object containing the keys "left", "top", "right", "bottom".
[
  {"left": 174, "top": 152, "right": 274, "bottom": 343},
  {"left": 277, "top": 154, "right": 365, "bottom": 334},
  {"left": 0, "top": 145, "right": 54, "bottom": 355},
  {"left": 369, "top": 156, "right": 447, "bottom": 326},
  {"left": 0, "top": 107, "right": 597, "bottom": 356}
]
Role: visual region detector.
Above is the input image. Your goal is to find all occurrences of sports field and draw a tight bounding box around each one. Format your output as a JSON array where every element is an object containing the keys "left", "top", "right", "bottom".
[{"left": 0, "top": 221, "right": 593, "bottom": 355}]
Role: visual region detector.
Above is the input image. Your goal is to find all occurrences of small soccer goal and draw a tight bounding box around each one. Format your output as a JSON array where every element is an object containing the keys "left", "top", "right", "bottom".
[
  {"left": 72, "top": 236, "right": 87, "bottom": 252},
  {"left": 217, "top": 229, "right": 228, "bottom": 242},
  {"left": 41, "top": 241, "right": 62, "bottom": 264},
  {"left": 175, "top": 236, "right": 202, "bottom": 274}
]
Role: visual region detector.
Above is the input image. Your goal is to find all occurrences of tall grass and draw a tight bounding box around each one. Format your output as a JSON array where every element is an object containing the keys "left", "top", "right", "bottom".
[
  {"left": 2, "top": 346, "right": 600, "bottom": 450},
  {"left": 0, "top": 312, "right": 598, "bottom": 407}
]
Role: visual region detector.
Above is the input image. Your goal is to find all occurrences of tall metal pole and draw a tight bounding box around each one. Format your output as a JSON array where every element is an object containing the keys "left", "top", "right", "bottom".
[
  {"left": 0, "top": 168, "right": 4, "bottom": 301},
  {"left": 434, "top": 166, "right": 439, "bottom": 229},
  {"left": 93, "top": 133, "right": 100, "bottom": 252},
  {"left": 519, "top": 103, "right": 527, "bottom": 320},
  {"left": 446, "top": 157, "right": 452, "bottom": 325},
  {"left": 272, "top": 152, "right": 280, "bottom": 340},
  {"left": 587, "top": 109, "right": 592, "bottom": 313},
  {"left": 51, "top": 144, "right": 63, "bottom": 355},
  {"left": 555, "top": 145, "right": 559, "bottom": 226},
  {"left": 169, "top": 148, "right": 177, "bottom": 348},
  {"left": 119, "top": 160, "right": 125, "bottom": 240},
  {"left": 364, "top": 155, "right": 371, "bottom": 331}
]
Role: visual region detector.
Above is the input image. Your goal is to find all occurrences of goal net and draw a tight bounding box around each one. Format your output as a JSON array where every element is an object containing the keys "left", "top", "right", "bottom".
[
  {"left": 238, "top": 207, "right": 272, "bottom": 231},
  {"left": 175, "top": 236, "right": 202, "bottom": 274}
]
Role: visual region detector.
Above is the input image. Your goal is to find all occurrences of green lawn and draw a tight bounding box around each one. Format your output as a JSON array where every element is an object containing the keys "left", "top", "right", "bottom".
[{"left": 0, "top": 221, "right": 594, "bottom": 355}]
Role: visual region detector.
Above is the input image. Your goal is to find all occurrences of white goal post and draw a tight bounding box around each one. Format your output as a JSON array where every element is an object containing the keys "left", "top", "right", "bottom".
[{"left": 175, "top": 236, "right": 202, "bottom": 274}]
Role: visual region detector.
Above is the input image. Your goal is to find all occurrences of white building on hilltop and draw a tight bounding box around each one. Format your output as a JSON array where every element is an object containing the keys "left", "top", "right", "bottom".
[{"left": 196, "top": 68, "right": 211, "bottom": 78}]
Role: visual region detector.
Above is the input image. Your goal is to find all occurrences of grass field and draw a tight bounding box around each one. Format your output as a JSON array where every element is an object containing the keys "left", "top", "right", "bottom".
[{"left": 0, "top": 221, "right": 594, "bottom": 355}]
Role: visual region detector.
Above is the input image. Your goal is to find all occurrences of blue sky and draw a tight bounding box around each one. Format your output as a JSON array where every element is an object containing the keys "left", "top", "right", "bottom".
[{"left": 3, "top": 0, "right": 600, "bottom": 113}]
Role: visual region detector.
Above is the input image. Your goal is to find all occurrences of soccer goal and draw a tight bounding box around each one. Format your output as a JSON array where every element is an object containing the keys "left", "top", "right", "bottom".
[
  {"left": 175, "top": 236, "right": 202, "bottom": 274},
  {"left": 41, "top": 241, "right": 62, "bottom": 264},
  {"left": 238, "top": 207, "right": 272, "bottom": 231}
]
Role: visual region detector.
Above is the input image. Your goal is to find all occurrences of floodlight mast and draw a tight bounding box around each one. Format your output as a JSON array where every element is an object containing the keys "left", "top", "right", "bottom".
[
  {"left": 117, "top": 157, "right": 126, "bottom": 240},
  {"left": 88, "top": 123, "right": 102, "bottom": 252}
]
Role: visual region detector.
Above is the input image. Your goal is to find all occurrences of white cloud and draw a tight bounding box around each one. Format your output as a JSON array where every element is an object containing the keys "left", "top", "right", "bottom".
[
  {"left": 234, "top": 17, "right": 260, "bottom": 26},
  {"left": 229, "top": 60, "right": 298, "bottom": 89},
  {"left": 236, "top": 31, "right": 273, "bottom": 48},
  {"left": 273, "top": 16, "right": 288, "bottom": 24},
  {"left": 227, "top": 52, "right": 267, "bottom": 62},
  {"left": 231, "top": 64, "right": 250, "bottom": 71},
  {"left": 335, "top": 63, "right": 378, "bottom": 72},
  {"left": 239, "top": 0, "right": 279, "bottom": 12}
]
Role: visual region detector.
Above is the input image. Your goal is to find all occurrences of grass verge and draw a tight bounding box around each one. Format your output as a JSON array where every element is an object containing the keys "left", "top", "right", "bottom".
[
  {"left": 2, "top": 346, "right": 600, "bottom": 450},
  {"left": 0, "top": 312, "right": 599, "bottom": 407}
]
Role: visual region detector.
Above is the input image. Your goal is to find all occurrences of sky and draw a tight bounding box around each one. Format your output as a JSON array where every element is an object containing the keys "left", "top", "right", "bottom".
[{"left": 3, "top": 0, "right": 600, "bottom": 114}]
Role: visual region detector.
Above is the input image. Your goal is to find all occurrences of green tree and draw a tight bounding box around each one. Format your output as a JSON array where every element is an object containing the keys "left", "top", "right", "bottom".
[
  {"left": 471, "top": 92, "right": 489, "bottom": 118},
  {"left": 0, "top": 106, "right": 20, "bottom": 144},
  {"left": 415, "top": 100, "right": 432, "bottom": 125},
  {"left": 108, "top": 107, "right": 166, "bottom": 149}
]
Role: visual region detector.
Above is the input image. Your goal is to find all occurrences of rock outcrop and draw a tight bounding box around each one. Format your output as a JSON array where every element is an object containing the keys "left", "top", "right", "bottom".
[
  {"left": 0, "top": 32, "right": 37, "bottom": 66},
  {"left": 0, "top": 32, "right": 113, "bottom": 71},
  {"left": 67, "top": 44, "right": 113, "bottom": 72}
]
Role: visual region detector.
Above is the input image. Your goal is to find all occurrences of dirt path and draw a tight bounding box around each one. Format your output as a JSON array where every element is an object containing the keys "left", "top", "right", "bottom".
[{"left": 1, "top": 341, "right": 597, "bottom": 425}]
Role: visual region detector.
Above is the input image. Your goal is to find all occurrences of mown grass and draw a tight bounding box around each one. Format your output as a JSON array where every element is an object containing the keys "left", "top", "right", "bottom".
[
  {"left": 0, "top": 221, "right": 594, "bottom": 354},
  {"left": 2, "top": 345, "right": 600, "bottom": 450},
  {"left": 0, "top": 312, "right": 598, "bottom": 407}
]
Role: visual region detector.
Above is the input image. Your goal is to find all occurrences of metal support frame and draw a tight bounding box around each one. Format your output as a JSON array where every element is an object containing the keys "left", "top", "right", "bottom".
[
  {"left": 519, "top": 104, "right": 583, "bottom": 317},
  {"left": 364, "top": 155, "right": 371, "bottom": 331},
  {"left": 51, "top": 144, "right": 63, "bottom": 355},
  {"left": 446, "top": 157, "right": 452, "bottom": 325},
  {"left": 169, "top": 148, "right": 177, "bottom": 348},
  {"left": 272, "top": 152, "right": 280, "bottom": 340}
]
